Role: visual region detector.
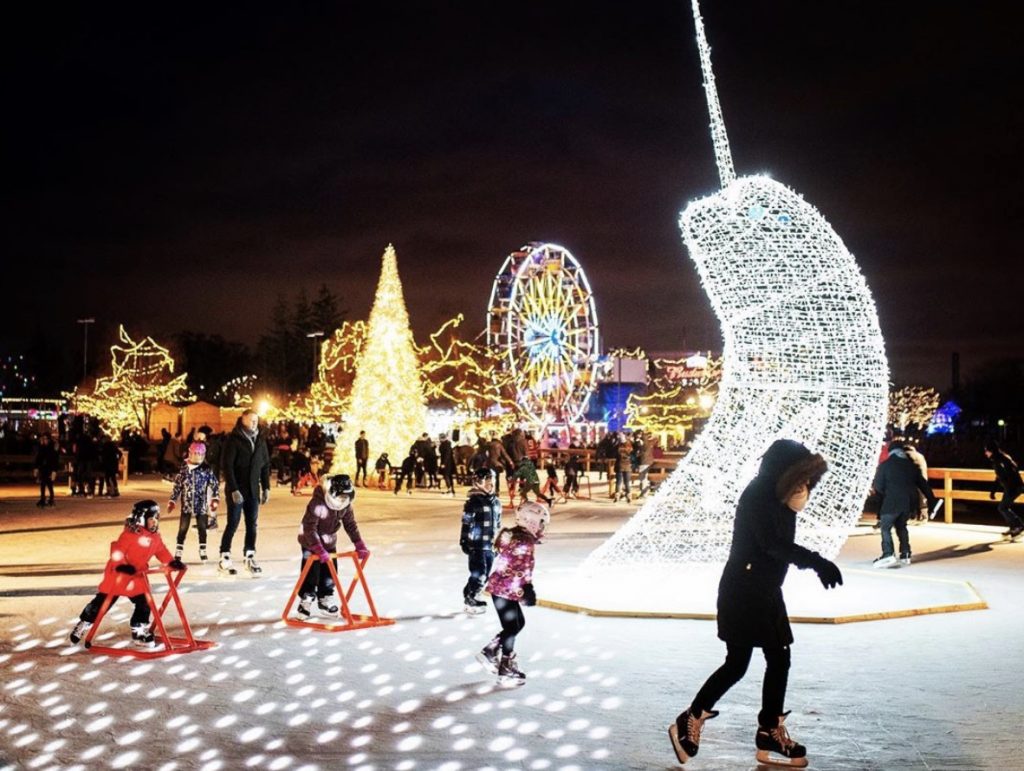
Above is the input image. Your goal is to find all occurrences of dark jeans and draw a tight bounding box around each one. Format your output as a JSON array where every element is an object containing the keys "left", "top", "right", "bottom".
[
  {"left": 299, "top": 550, "right": 337, "bottom": 599},
  {"left": 564, "top": 473, "right": 579, "bottom": 496},
  {"left": 441, "top": 469, "right": 454, "bottom": 493},
  {"left": 80, "top": 592, "right": 150, "bottom": 627},
  {"left": 492, "top": 595, "right": 525, "bottom": 655},
  {"left": 38, "top": 477, "right": 55, "bottom": 502},
  {"left": 176, "top": 509, "right": 209, "bottom": 549},
  {"left": 463, "top": 549, "right": 493, "bottom": 601},
  {"left": 220, "top": 496, "right": 259, "bottom": 554},
  {"left": 996, "top": 489, "right": 1023, "bottom": 530},
  {"left": 879, "top": 511, "right": 911, "bottom": 558},
  {"left": 692, "top": 642, "right": 791, "bottom": 728},
  {"left": 355, "top": 459, "right": 368, "bottom": 485},
  {"left": 614, "top": 469, "right": 631, "bottom": 496}
]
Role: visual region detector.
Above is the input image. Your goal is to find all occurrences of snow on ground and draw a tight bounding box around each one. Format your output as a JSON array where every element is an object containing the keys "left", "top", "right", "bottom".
[{"left": 1, "top": 478, "right": 1022, "bottom": 770}]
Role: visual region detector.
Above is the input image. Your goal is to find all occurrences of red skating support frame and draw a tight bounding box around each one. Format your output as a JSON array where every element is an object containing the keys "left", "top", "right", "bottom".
[
  {"left": 82, "top": 566, "right": 215, "bottom": 659},
  {"left": 281, "top": 551, "right": 395, "bottom": 632}
]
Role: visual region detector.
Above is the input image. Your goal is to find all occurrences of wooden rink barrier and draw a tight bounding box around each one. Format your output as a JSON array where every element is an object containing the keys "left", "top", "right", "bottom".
[
  {"left": 83, "top": 566, "right": 215, "bottom": 659},
  {"left": 927, "top": 467, "right": 1024, "bottom": 524},
  {"left": 281, "top": 551, "right": 395, "bottom": 632}
]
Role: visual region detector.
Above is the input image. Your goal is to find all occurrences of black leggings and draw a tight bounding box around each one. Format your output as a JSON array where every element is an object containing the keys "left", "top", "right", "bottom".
[
  {"left": 80, "top": 592, "right": 150, "bottom": 627},
  {"left": 176, "top": 510, "right": 208, "bottom": 548},
  {"left": 492, "top": 596, "right": 525, "bottom": 655},
  {"left": 691, "top": 642, "right": 791, "bottom": 728}
]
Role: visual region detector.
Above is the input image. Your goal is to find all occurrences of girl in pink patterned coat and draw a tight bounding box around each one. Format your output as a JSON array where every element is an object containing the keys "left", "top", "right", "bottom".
[{"left": 477, "top": 501, "right": 549, "bottom": 685}]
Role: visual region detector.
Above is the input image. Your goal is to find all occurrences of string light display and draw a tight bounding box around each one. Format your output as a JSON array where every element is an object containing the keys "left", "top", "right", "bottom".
[
  {"left": 625, "top": 355, "right": 721, "bottom": 439},
  {"left": 585, "top": 0, "right": 888, "bottom": 568},
  {"left": 889, "top": 386, "right": 940, "bottom": 433},
  {"left": 487, "top": 243, "right": 600, "bottom": 424},
  {"left": 67, "top": 325, "right": 191, "bottom": 434},
  {"left": 329, "top": 245, "right": 427, "bottom": 473}
]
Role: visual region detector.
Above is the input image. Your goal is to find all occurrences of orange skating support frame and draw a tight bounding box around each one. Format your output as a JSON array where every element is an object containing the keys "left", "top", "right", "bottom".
[
  {"left": 83, "top": 567, "right": 215, "bottom": 659},
  {"left": 281, "top": 551, "right": 395, "bottom": 632}
]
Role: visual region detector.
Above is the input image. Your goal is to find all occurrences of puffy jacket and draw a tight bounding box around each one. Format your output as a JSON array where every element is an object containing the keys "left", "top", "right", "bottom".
[
  {"left": 297, "top": 484, "right": 362, "bottom": 554},
  {"left": 97, "top": 527, "right": 173, "bottom": 595},
  {"left": 873, "top": 449, "right": 936, "bottom": 515},
  {"left": 170, "top": 463, "right": 220, "bottom": 516},
  {"left": 460, "top": 489, "right": 502, "bottom": 552},
  {"left": 221, "top": 422, "right": 270, "bottom": 501},
  {"left": 486, "top": 527, "right": 537, "bottom": 602}
]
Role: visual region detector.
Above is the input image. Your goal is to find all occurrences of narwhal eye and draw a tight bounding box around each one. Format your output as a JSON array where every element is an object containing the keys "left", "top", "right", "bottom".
[
  {"left": 777, "top": 212, "right": 792, "bottom": 225},
  {"left": 746, "top": 204, "right": 766, "bottom": 220}
]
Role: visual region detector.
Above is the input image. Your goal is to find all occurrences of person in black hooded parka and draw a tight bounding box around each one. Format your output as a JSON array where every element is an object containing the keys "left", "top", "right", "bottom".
[{"left": 669, "top": 439, "right": 843, "bottom": 768}]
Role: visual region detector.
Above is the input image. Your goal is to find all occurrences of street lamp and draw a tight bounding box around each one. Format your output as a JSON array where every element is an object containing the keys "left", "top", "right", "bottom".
[
  {"left": 76, "top": 318, "right": 95, "bottom": 382},
  {"left": 306, "top": 331, "right": 325, "bottom": 382}
]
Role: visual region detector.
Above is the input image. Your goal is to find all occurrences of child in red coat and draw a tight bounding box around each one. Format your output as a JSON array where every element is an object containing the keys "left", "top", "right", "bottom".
[{"left": 69, "top": 500, "right": 184, "bottom": 647}]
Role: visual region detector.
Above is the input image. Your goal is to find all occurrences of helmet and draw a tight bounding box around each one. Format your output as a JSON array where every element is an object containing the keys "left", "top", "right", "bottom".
[
  {"left": 323, "top": 474, "right": 355, "bottom": 508},
  {"left": 515, "top": 501, "right": 549, "bottom": 539},
  {"left": 472, "top": 467, "right": 495, "bottom": 486},
  {"left": 128, "top": 499, "right": 161, "bottom": 533}
]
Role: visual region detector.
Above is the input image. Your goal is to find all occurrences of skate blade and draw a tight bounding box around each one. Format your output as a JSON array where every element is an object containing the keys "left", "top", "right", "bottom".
[
  {"left": 474, "top": 652, "right": 499, "bottom": 674},
  {"left": 496, "top": 675, "right": 525, "bottom": 687},
  {"left": 755, "top": 749, "right": 808, "bottom": 767},
  {"left": 668, "top": 723, "right": 692, "bottom": 764},
  {"left": 463, "top": 605, "right": 487, "bottom": 615}
]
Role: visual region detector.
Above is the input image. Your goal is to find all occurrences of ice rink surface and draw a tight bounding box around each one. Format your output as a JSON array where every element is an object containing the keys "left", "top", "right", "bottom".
[{"left": 1, "top": 478, "right": 1022, "bottom": 770}]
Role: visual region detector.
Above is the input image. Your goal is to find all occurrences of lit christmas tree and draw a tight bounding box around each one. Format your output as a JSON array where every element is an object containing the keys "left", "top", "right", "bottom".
[{"left": 332, "top": 245, "right": 427, "bottom": 473}]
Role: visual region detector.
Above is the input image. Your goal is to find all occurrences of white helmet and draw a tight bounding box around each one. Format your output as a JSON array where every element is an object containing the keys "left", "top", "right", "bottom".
[{"left": 515, "top": 501, "right": 550, "bottom": 539}]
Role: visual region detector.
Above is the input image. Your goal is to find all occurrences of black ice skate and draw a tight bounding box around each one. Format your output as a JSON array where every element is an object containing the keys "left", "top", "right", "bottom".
[
  {"left": 69, "top": 620, "right": 92, "bottom": 645},
  {"left": 464, "top": 595, "right": 488, "bottom": 615},
  {"left": 131, "top": 625, "right": 156, "bottom": 648},
  {"left": 218, "top": 553, "right": 237, "bottom": 577},
  {"left": 475, "top": 636, "right": 501, "bottom": 674},
  {"left": 497, "top": 651, "right": 526, "bottom": 685},
  {"left": 755, "top": 712, "right": 808, "bottom": 767},
  {"left": 296, "top": 596, "right": 314, "bottom": 620},
  {"left": 668, "top": 707, "right": 718, "bottom": 764},
  {"left": 1002, "top": 526, "right": 1024, "bottom": 542},
  {"left": 243, "top": 552, "right": 262, "bottom": 577},
  {"left": 317, "top": 597, "right": 339, "bottom": 616}
]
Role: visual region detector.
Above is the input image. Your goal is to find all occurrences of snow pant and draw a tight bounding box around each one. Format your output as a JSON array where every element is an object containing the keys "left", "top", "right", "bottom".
[
  {"left": 38, "top": 477, "right": 55, "bottom": 503},
  {"left": 355, "top": 459, "right": 368, "bottom": 485},
  {"left": 80, "top": 592, "right": 150, "bottom": 627},
  {"left": 393, "top": 470, "right": 413, "bottom": 493},
  {"left": 518, "top": 480, "right": 551, "bottom": 504},
  {"left": 176, "top": 509, "right": 209, "bottom": 550},
  {"left": 996, "top": 489, "right": 1024, "bottom": 530},
  {"left": 492, "top": 595, "right": 525, "bottom": 655},
  {"left": 879, "top": 511, "right": 912, "bottom": 558},
  {"left": 463, "top": 549, "right": 493, "bottom": 602},
  {"left": 691, "top": 642, "right": 791, "bottom": 729},
  {"left": 299, "top": 549, "right": 337, "bottom": 600},
  {"left": 220, "top": 496, "right": 259, "bottom": 555}
]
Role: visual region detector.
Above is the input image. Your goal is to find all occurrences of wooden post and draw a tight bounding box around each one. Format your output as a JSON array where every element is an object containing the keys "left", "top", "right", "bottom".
[{"left": 943, "top": 471, "right": 954, "bottom": 524}]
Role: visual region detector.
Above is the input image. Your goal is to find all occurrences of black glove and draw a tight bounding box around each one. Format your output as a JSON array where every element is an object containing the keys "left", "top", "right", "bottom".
[
  {"left": 115, "top": 564, "right": 136, "bottom": 575},
  {"left": 811, "top": 555, "right": 843, "bottom": 590},
  {"left": 168, "top": 558, "right": 186, "bottom": 571},
  {"left": 522, "top": 582, "right": 537, "bottom": 606},
  {"left": 460, "top": 541, "right": 470, "bottom": 555},
  {"left": 989, "top": 490, "right": 997, "bottom": 500}
]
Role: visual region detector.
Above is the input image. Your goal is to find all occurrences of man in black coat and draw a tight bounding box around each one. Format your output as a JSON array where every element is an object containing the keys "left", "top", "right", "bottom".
[
  {"left": 218, "top": 410, "right": 270, "bottom": 577},
  {"left": 669, "top": 439, "right": 841, "bottom": 767},
  {"left": 984, "top": 440, "right": 1024, "bottom": 539},
  {"left": 871, "top": 441, "right": 939, "bottom": 568},
  {"left": 33, "top": 433, "right": 60, "bottom": 507},
  {"left": 354, "top": 431, "right": 370, "bottom": 487}
]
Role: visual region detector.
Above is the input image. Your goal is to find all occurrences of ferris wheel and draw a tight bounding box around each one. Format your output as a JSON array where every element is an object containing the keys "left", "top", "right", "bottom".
[{"left": 487, "top": 242, "right": 600, "bottom": 423}]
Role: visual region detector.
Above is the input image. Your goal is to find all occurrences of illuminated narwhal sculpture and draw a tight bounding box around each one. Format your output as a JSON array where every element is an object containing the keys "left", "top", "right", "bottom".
[{"left": 584, "top": 0, "right": 888, "bottom": 569}]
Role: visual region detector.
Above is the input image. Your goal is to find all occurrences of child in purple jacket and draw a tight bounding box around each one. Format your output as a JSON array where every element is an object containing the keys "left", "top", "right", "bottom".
[
  {"left": 477, "top": 501, "right": 549, "bottom": 685},
  {"left": 295, "top": 474, "right": 369, "bottom": 619}
]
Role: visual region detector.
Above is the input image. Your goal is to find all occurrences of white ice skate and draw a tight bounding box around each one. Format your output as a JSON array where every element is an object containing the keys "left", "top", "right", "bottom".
[{"left": 218, "top": 553, "right": 237, "bottom": 578}]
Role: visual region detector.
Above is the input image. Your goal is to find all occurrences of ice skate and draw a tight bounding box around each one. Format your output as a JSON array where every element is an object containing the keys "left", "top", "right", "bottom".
[
  {"left": 296, "top": 596, "right": 314, "bottom": 620},
  {"left": 36, "top": 499, "right": 46, "bottom": 508},
  {"left": 899, "top": 554, "right": 912, "bottom": 566},
  {"left": 243, "top": 552, "right": 263, "bottom": 577},
  {"left": 317, "top": 597, "right": 339, "bottom": 616},
  {"left": 1003, "top": 527, "right": 1023, "bottom": 542},
  {"left": 218, "top": 553, "right": 237, "bottom": 577},
  {"left": 69, "top": 620, "right": 92, "bottom": 645},
  {"left": 464, "top": 595, "right": 488, "bottom": 615},
  {"left": 199, "top": 545, "right": 208, "bottom": 563},
  {"left": 475, "top": 636, "right": 501, "bottom": 674},
  {"left": 872, "top": 554, "right": 898, "bottom": 569},
  {"left": 497, "top": 651, "right": 526, "bottom": 686},
  {"left": 131, "top": 625, "right": 156, "bottom": 648},
  {"left": 174, "top": 544, "right": 184, "bottom": 561},
  {"left": 668, "top": 707, "right": 718, "bottom": 764},
  {"left": 755, "top": 713, "right": 808, "bottom": 767}
]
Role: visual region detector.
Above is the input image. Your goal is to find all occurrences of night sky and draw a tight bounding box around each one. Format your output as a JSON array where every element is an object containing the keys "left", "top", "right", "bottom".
[{"left": 5, "top": 1, "right": 1022, "bottom": 388}]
